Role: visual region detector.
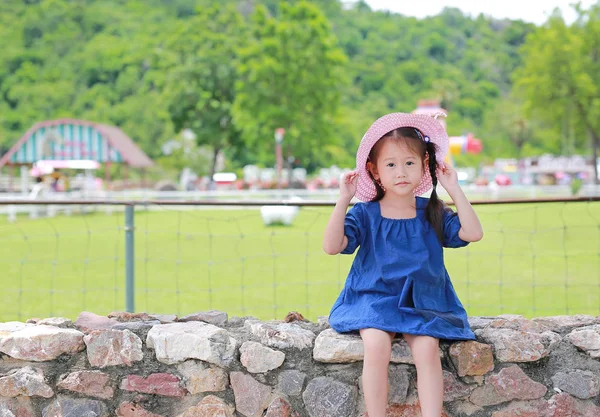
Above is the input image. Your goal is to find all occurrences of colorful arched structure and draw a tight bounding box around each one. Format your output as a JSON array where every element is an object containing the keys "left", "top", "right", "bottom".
[{"left": 0, "top": 119, "right": 153, "bottom": 184}]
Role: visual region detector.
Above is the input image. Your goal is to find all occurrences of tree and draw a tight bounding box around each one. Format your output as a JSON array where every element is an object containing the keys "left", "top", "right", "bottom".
[
  {"left": 515, "top": 5, "right": 600, "bottom": 182},
  {"left": 0, "top": 0, "right": 556, "bottom": 173},
  {"left": 480, "top": 94, "right": 562, "bottom": 157},
  {"left": 0, "top": 0, "right": 177, "bottom": 160},
  {"left": 165, "top": 4, "right": 247, "bottom": 180},
  {"left": 232, "top": 1, "right": 348, "bottom": 170}
]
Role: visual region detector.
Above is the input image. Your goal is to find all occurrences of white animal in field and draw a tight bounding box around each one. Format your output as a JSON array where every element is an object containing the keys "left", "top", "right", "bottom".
[{"left": 260, "top": 197, "right": 303, "bottom": 226}]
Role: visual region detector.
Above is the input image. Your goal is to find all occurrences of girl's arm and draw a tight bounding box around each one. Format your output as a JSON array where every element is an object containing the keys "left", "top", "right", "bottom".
[
  {"left": 437, "top": 166, "right": 483, "bottom": 242},
  {"left": 323, "top": 171, "right": 358, "bottom": 255},
  {"left": 322, "top": 197, "right": 352, "bottom": 254},
  {"left": 447, "top": 186, "right": 483, "bottom": 242}
]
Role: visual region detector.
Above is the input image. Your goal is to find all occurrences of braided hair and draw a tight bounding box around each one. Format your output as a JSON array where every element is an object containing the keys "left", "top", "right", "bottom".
[
  {"left": 367, "top": 127, "right": 444, "bottom": 242},
  {"left": 424, "top": 141, "right": 444, "bottom": 243}
]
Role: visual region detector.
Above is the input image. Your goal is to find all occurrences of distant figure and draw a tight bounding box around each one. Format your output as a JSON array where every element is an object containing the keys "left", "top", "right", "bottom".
[{"left": 322, "top": 113, "right": 484, "bottom": 417}]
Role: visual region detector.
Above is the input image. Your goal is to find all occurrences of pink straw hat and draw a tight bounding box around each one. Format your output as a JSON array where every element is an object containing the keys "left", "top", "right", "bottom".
[{"left": 355, "top": 112, "right": 449, "bottom": 202}]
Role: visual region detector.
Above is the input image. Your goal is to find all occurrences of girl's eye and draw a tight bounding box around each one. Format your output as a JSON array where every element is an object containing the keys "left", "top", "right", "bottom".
[
  {"left": 387, "top": 163, "right": 395, "bottom": 168},
  {"left": 406, "top": 161, "right": 414, "bottom": 166}
]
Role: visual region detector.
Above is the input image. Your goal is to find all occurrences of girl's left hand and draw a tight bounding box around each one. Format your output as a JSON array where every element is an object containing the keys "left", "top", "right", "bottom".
[{"left": 436, "top": 164, "right": 459, "bottom": 192}]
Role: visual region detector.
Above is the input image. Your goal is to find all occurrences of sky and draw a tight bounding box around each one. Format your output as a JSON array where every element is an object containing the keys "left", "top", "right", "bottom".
[{"left": 362, "top": 0, "right": 597, "bottom": 25}]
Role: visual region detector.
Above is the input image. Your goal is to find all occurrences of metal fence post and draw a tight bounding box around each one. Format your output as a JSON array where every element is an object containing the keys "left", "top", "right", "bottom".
[{"left": 125, "top": 204, "right": 135, "bottom": 312}]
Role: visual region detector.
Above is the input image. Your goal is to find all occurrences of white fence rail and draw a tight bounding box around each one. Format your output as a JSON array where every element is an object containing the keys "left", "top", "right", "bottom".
[{"left": 1, "top": 184, "right": 599, "bottom": 221}]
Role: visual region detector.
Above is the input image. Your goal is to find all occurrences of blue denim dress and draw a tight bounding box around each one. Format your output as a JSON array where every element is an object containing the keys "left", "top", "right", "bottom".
[{"left": 329, "top": 197, "right": 475, "bottom": 340}]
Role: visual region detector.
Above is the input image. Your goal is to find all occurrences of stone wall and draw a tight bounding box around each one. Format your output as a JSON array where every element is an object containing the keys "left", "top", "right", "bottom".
[{"left": 1, "top": 311, "right": 600, "bottom": 417}]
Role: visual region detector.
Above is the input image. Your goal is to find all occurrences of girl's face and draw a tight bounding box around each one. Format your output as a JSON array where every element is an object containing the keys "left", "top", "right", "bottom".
[{"left": 369, "top": 139, "right": 424, "bottom": 197}]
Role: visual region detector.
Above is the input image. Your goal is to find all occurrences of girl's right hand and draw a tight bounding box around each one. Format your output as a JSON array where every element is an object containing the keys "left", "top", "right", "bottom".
[{"left": 339, "top": 170, "right": 358, "bottom": 202}]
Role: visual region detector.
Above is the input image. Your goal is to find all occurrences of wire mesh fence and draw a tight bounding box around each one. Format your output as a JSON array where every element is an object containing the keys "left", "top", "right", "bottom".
[{"left": 1, "top": 198, "right": 598, "bottom": 322}]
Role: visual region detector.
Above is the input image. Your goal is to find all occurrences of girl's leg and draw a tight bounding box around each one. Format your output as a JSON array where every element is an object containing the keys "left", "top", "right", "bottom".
[
  {"left": 403, "top": 334, "right": 443, "bottom": 417},
  {"left": 359, "top": 328, "right": 395, "bottom": 417}
]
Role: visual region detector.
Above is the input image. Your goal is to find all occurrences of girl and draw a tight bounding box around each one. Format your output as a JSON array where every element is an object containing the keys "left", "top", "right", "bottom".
[{"left": 323, "top": 112, "right": 483, "bottom": 417}]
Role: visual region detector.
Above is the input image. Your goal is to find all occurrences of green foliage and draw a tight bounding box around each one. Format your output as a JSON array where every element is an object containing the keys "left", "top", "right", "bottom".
[
  {"left": 513, "top": 4, "right": 600, "bottom": 181},
  {"left": 571, "top": 178, "right": 583, "bottom": 195},
  {"left": 233, "top": 2, "right": 348, "bottom": 170},
  {"left": 1, "top": 0, "right": 597, "bottom": 176},
  {"left": 164, "top": 4, "right": 247, "bottom": 178}
]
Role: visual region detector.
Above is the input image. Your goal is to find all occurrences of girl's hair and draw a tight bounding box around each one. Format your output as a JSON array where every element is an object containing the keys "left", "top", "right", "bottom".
[{"left": 367, "top": 127, "right": 444, "bottom": 242}]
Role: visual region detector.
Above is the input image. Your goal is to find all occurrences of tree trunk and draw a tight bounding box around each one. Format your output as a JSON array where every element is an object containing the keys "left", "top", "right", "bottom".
[
  {"left": 572, "top": 97, "right": 599, "bottom": 184},
  {"left": 210, "top": 146, "right": 221, "bottom": 186},
  {"left": 591, "top": 130, "right": 600, "bottom": 185},
  {"left": 286, "top": 125, "right": 294, "bottom": 187}
]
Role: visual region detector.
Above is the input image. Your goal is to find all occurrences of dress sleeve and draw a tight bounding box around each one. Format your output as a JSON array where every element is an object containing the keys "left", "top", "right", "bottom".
[
  {"left": 341, "top": 203, "right": 364, "bottom": 254},
  {"left": 442, "top": 206, "right": 469, "bottom": 248}
]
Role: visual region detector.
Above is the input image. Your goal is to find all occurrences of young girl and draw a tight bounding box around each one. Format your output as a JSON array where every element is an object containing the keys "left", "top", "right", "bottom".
[{"left": 323, "top": 112, "right": 483, "bottom": 417}]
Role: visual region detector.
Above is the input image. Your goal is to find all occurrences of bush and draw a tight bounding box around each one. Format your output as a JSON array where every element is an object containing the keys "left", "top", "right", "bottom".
[{"left": 571, "top": 178, "right": 583, "bottom": 196}]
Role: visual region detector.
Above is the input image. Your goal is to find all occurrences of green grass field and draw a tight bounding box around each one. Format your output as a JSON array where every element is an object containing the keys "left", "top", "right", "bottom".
[{"left": 1, "top": 201, "right": 599, "bottom": 323}]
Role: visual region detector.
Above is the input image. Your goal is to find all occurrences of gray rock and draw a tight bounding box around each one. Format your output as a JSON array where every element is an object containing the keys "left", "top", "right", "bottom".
[
  {"left": 478, "top": 327, "right": 561, "bottom": 362},
  {"left": 566, "top": 325, "right": 600, "bottom": 358},
  {"left": 230, "top": 372, "right": 272, "bottom": 417},
  {"left": 179, "top": 310, "right": 228, "bottom": 326},
  {"left": 240, "top": 341, "right": 285, "bottom": 373},
  {"left": 42, "top": 396, "right": 109, "bottom": 417},
  {"left": 0, "top": 397, "right": 34, "bottom": 417},
  {"left": 83, "top": 329, "right": 143, "bottom": 368},
  {"left": 0, "top": 367, "right": 53, "bottom": 398},
  {"left": 552, "top": 370, "right": 600, "bottom": 399},
  {"left": 146, "top": 322, "right": 237, "bottom": 367},
  {"left": 313, "top": 329, "right": 363, "bottom": 363},
  {"left": 317, "top": 316, "right": 330, "bottom": 328},
  {"left": 443, "top": 370, "right": 474, "bottom": 402},
  {"left": 469, "top": 365, "right": 547, "bottom": 406},
  {"left": 74, "top": 312, "right": 118, "bottom": 332},
  {"left": 388, "top": 365, "right": 410, "bottom": 404},
  {"left": 533, "top": 315, "right": 600, "bottom": 334},
  {"left": 112, "top": 321, "right": 159, "bottom": 331},
  {"left": 176, "top": 360, "right": 228, "bottom": 394},
  {"left": 245, "top": 320, "right": 315, "bottom": 350},
  {"left": 149, "top": 314, "right": 178, "bottom": 324},
  {"left": 391, "top": 338, "right": 418, "bottom": 364},
  {"left": 57, "top": 370, "right": 114, "bottom": 400},
  {"left": 176, "top": 395, "right": 235, "bottom": 417},
  {"left": 468, "top": 316, "right": 496, "bottom": 330},
  {"left": 37, "top": 317, "right": 72, "bottom": 328},
  {"left": 277, "top": 370, "right": 306, "bottom": 397},
  {"left": 0, "top": 325, "right": 85, "bottom": 361},
  {"left": 302, "top": 377, "right": 357, "bottom": 417}
]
